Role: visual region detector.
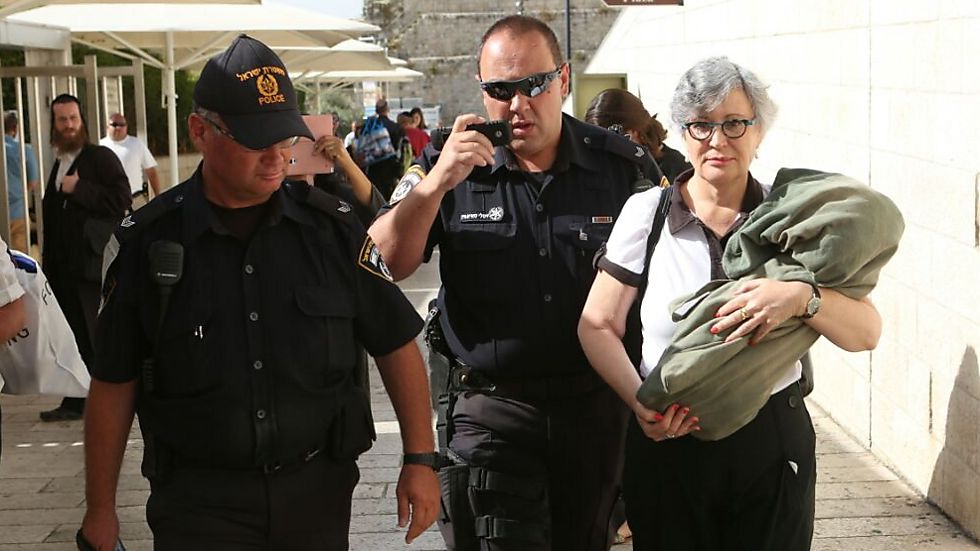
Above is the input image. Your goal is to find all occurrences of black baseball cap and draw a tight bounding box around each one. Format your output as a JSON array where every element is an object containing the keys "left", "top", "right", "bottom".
[{"left": 193, "top": 34, "right": 313, "bottom": 150}]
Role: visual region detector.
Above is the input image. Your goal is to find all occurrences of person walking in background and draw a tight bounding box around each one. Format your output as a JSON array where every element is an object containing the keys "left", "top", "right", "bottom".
[
  {"left": 79, "top": 35, "right": 438, "bottom": 550},
  {"left": 370, "top": 15, "right": 665, "bottom": 551},
  {"left": 578, "top": 57, "right": 883, "bottom": 550},
  {"left": 397, "top": 111, "right": 431, "bottom": 158},
  {"left": 410, "top": 106, "right": 430, "bottom": 136},
  {"left": 363, "top": 98, "right": 405, "bottom": 199},
  {"left": 585, "top": 88, "right": 691, "bottom": 183},
  {"left": 3, "top": 111, "right": 40, "bottom": 253},
  {"left": 100, "top": 112, "right": 161, "bottom": 210},
  {"left": 39, "top": 94, "right": 130, "bottom": 422}
]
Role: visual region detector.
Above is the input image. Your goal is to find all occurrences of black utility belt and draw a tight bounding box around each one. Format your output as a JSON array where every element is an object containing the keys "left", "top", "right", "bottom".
[{"left": 448, "top": 365, "right": 603, "bottom": 401}]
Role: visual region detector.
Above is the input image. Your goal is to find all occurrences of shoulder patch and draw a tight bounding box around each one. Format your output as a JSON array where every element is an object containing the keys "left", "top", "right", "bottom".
[
  {"left": 293, "top": 182, "right": 357, "bottom": 227},
  {"left": 602, "top": 133, "right": 654, "bottom": 165},
  {"left": 389, "top": 164, "right": 426, "bottom": 205},
  {"left": 357, "top": 236, "right": 393, "bottom": 281},
  {"left": 113, "top": 185, "right": 183, "bottom": 243}
]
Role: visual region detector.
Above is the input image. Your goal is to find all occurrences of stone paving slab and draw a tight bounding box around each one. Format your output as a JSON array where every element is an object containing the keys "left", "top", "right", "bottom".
[{"left": 3, "top": 386, "right": 979, "bottom": 551}]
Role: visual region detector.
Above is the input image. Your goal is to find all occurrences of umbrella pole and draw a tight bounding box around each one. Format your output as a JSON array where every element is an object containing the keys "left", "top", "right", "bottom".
[{"left": 165, "top": 31, "right": 179, "bottom": 188}]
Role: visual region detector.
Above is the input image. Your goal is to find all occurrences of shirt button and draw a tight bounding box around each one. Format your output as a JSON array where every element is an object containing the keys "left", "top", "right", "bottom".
[
  {"left": 253, "top": 360, "right": 263, "bottom": 371},
  {"left": 244, "top": 264, "right": 254, "bottom": 275},
  {"left": 535, "top": 203, "right": 544, "bottom": 212},
  {"left": 538, "top": 248, "right": 547, "bottom": 257},
  {"left": 543, "top": 294, "right": 552, "bottom": 302},
  {"left": 249, "top": 311, "right": 259, "bottom": 322},
  {"left": 256, "top": 409, "right": 266, "bottom": 420}
]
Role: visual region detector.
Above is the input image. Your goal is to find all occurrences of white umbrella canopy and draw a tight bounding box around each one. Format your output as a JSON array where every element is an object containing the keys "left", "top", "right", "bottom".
[
  {"left": 9, "top": 3, "right": 381, "bottom": 186},
  {"left": 0, "top": 0, "right": 257, "bottom": 18},
  {"left": 297, "top": 66, "right": 425, "bottom": 87},
  {"left": 276, "top": 40, "right": 394, "bottom": 74}
]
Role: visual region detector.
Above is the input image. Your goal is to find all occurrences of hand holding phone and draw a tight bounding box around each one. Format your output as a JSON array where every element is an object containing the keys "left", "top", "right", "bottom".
[{"left": 431, "top": 120, "right": 513, "bottom": 151}]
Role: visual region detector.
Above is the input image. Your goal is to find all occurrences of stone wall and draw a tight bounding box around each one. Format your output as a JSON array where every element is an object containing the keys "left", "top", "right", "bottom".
[
  {"left": 585, "top": 0, "right": 980, "bottom": 539},
  {"left": 365, "top": 0, "right": 620, "bottom": 125}
]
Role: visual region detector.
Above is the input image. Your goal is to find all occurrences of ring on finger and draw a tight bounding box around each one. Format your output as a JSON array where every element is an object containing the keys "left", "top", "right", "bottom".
[
  {"left": 739, "top": 307, "right": 750, "bottom": 321},
  {"left": 664, "top": 433, "right": 675, "bottom": 439}
]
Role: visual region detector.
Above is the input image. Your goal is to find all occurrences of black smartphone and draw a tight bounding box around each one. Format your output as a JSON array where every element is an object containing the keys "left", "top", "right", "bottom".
[
  {"left": 431, "top": 120, "right": 513, "bottom": 150},
  {"left": 465, "top": 120, "right": 513, "bottom": 147},
  {"left": 76, "top": 529, "right": 126, "bottom": 551}
]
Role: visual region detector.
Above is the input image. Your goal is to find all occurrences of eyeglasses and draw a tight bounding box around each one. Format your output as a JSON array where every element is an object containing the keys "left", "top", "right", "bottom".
[
  {"left": 682, "top": 119, "right": 755, "bottom": 141},
  {"left": 198, "top": 113, "right": 300, "bottom": 151},
  {"left": 108, "top": 122, "right": 127, "bottom": 128},
  {"left": 480, "top": 65, "right": 563, "bottom": 102}
]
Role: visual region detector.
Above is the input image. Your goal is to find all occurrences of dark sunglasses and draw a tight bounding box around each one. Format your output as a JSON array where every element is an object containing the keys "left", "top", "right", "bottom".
[
  {"left": 480, "top": 65, "right": 563, "bottom": 102},
  {"left": 108, "top": 122, "right": 127, "bottom": 128}
]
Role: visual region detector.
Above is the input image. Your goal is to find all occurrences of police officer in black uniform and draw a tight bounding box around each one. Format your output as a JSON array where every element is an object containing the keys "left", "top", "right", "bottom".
[
  {"left": 370, "top": 16, "right": 665, "bottom": 551},
  {"left": 79, "top": 35, "right": 439, "bottom": 551}
]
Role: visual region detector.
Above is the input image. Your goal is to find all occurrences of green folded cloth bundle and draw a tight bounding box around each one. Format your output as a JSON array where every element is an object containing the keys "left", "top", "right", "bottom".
[{"left": 636, "top": 168, "right": 905, "bottom": 440}]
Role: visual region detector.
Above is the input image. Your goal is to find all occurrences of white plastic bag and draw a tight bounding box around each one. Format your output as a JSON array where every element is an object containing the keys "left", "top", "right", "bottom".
[{"left": 0, "top": 250, "right": 89, "bottom": 397}]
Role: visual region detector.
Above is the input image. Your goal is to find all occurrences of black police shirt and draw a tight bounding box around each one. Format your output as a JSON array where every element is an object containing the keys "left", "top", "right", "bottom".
[
  {"left": 381, "top": 114, "right": 662, "bottom": 380},
  {"left": 93, "top": 169, "right": 422, "bottom": 468}
]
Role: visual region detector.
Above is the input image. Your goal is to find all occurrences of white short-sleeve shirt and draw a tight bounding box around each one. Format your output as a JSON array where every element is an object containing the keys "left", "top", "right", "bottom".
[
  {"left": 100, "top": 135, "right": 157, "bottom": 194},
  {"left": 1, "top": 237, "right": 25, "bottom": 306},
  {"left": 601, "top": 185, "right": 800, "bottom": 393}
]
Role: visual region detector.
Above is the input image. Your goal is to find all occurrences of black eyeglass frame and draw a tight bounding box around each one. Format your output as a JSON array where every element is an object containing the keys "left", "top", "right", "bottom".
[
  {"left": 196, "top": 110, "right": 300, "bottom": 151},
  {"left": 107, "top": 122, "right": 127, "bottom": 128},
  {"left": 681, "top": 119, "right": 756, "bottom": 141},
  {"left": 479, "top": 65, "right": 564, "bottom": 102}
]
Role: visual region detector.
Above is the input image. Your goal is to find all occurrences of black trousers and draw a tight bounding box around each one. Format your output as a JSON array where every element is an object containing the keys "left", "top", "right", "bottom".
[
  {"left": 623, "top": 382, "right": 816, "bottom": 551},
  {"left": 147, "top": 456, "right": 359, "bottom": 551},
  {"left": 50, "top": 277, "right": 100, "bottom": 413},
  {"left": 443, "top": 383, "right": 629, "bottom": 551}
]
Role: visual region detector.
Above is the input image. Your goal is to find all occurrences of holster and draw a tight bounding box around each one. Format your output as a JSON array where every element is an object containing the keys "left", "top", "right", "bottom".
[{"left": 438, "top": 455, "right": 479, "bottom": 551}]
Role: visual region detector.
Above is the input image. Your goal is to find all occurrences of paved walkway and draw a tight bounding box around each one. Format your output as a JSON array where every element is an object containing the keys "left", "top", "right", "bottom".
[{"left": 2, "top": 259, "right": 978, "bottom": 550}]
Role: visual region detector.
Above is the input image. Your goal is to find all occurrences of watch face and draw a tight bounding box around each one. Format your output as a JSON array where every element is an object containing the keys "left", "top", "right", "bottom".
[{"left": 806, "top": 296, "right": 822, "bottom": 317}]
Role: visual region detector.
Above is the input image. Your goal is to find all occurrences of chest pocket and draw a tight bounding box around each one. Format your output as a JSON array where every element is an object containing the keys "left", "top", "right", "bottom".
[
  {"left": 444, "top": 221, "right": 518, "bottom": 301},
  {"left": 555, "top": 215, "right": 614, "bottom": 295},
  {"left": 293, "top": 285, "right": 357, "bottom": 384},
  {"left": 148, "top": 294, "right": 216, "bottom": 398}
]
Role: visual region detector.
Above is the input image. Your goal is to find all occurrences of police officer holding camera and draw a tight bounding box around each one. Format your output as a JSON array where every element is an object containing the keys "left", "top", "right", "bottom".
[
  {"left": 80, "top": 35, "right": 438, "bottom": 550},
  {"left": 370, "top": 15, "right": 664, "bottom": 551}
]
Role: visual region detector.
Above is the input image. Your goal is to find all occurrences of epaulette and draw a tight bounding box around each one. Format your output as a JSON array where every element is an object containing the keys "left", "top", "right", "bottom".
[
  {"left": 112, "top": 183, "right": 185, "bottom": 244},
  {"left": 584, "top": 127, "right": 670, "bottom": 191},
  {"left": 283, "top": 180, "right": 358, "bottom": 228}
]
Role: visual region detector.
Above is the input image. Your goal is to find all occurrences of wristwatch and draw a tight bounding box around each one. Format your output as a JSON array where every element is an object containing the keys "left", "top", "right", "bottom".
[
  {"left": 403, "top": 452, "right": 440, "bottom": 471},
  {"left": 800, "top": 285, "right": 822, "bottom": 319}
]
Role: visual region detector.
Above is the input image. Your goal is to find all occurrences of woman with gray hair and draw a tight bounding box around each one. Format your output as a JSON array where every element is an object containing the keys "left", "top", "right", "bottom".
[{"left": 579, "top": 57, "right": 882, "bottom": 549}]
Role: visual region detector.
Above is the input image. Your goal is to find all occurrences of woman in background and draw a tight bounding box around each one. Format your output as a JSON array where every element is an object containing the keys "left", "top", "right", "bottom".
[{"left": 585, "top": 88, "right": 691, "bottom": 183}]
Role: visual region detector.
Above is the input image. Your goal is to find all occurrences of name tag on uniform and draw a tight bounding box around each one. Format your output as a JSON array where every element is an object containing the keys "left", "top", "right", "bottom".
[{"left": 591, "top": 216, "right": 613, "bottom": 224}]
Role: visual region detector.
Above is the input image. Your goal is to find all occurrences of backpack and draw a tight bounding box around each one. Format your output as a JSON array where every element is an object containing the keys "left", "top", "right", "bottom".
[
  {"left": 399, "top": 136, "right": 414, "bottom": 174},
  {"left": 355, "top": 116, "right": 396, "bottom": 167}
]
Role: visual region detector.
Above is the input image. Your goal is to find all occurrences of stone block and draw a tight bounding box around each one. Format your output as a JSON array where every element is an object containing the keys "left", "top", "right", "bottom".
[
  {"left": 814, "top": 513, "right": 959, "bottom": 538},
  {"left": 0, "top": 525, "right": 54, "bottom": 544},
  {"left": 816, "top": 496, "right": 937, "bottom": 519},
  {"left": 813, "top": 533, "right": 980, "bottom": 550},
  {"left": 816, "top": 480, "right": 918, "bottom": 500},
  {"left": 349, "top": 528, "right": 445, "bottom": 551}
]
